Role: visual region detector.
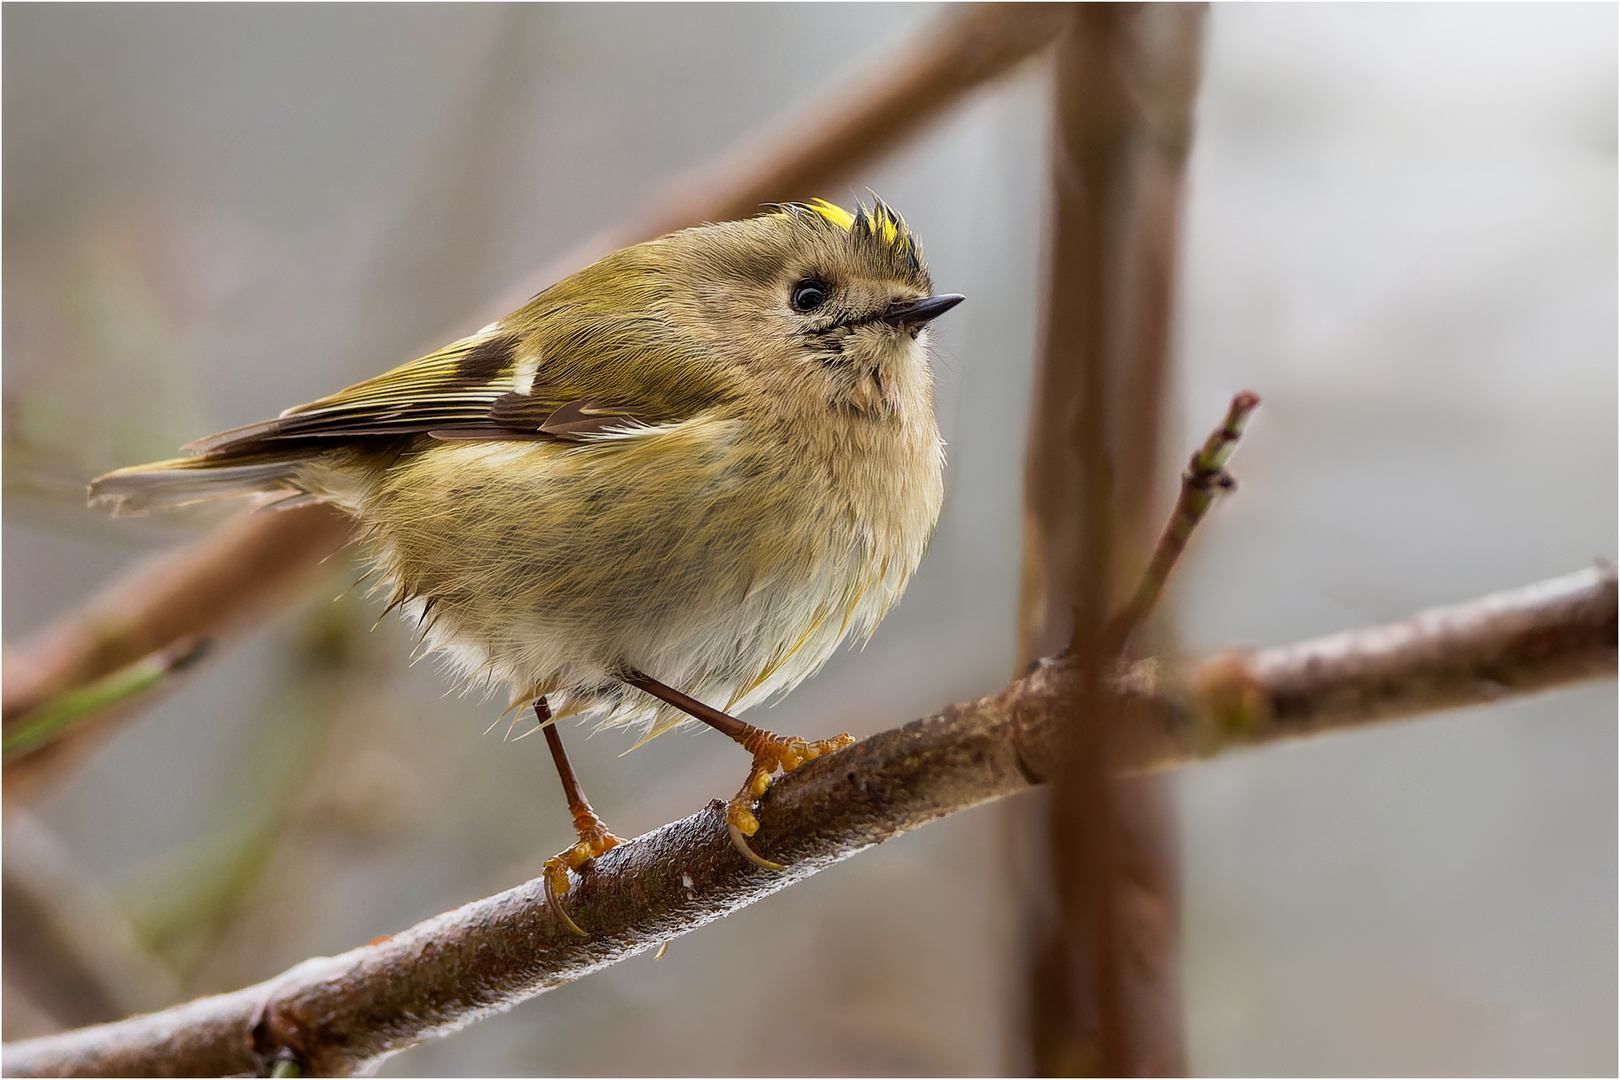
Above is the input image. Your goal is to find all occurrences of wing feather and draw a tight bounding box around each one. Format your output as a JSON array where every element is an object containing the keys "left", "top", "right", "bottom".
[
  {"left": 92, "top": 244, "right": 735, "bottom": 514},
  {"left": 178, "top": 245, "right": 733, "bottom": 461},
  {"left": 184, "top": 331, "right": 660, "bottom": 458}
]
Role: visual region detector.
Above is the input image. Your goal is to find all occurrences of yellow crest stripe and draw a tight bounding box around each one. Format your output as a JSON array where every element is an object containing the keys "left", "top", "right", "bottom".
[{"left": 805, "top": 197, "right": 855, "bottom": 230}]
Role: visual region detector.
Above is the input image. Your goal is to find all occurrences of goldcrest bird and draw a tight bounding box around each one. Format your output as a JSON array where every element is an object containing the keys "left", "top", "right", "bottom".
[{"left": 90, "top": 198, "right": 962, "bottom": 931}]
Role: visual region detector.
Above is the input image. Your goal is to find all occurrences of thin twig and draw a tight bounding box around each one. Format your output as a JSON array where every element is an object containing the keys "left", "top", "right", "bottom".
[
  {"left": 6, "top": 566, "right": 1610, "bottom": 1078},
  {"left": 1106, "top": 390, "right": 1260, "bottom": 651}
]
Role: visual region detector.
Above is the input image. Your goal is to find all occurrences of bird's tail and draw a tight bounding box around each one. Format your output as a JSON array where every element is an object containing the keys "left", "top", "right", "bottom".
[{"left": 88, "top": 453, "right": 315, "bottom": 517}]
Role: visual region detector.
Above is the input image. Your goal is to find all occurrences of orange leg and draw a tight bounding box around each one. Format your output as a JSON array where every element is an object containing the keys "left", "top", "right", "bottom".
[
  {"left": 623, "top": 671, "right": 854, "bottom": 870},
  {"left": 538, "top": 700, "right": 623, "bottom": 937}
]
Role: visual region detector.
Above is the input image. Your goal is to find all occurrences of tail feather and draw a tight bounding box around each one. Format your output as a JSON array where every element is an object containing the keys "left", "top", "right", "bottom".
[{"left": 88, "top": 455, "right": 308, "bottom": 517}]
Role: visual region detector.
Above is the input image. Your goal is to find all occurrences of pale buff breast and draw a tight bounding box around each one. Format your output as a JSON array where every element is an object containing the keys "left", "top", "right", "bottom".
[{"left": 357, "top": 401, "right": 941, "bottom": 737}]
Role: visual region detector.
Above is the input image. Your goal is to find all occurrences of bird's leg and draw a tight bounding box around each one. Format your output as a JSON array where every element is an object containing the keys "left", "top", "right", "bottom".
[
  {"left": 622, "top": 670, "right": 854, "bottom": 870},
  {"left": 537, "top": 699, "right": 623, "bottom": 937}
]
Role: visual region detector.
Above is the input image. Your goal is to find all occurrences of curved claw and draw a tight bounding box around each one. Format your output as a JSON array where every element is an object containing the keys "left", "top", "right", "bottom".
[
  {"left": 728, "top": 819, "right": 786, "bottom": 871},
  {"left": 543, "top": 871, "right": 590, "bottom": 938}
]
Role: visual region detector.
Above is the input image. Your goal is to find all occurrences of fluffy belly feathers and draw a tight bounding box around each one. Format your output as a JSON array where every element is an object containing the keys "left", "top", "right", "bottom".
[{"left": 360, "top": 413, "right": 941, "bottom": 737}]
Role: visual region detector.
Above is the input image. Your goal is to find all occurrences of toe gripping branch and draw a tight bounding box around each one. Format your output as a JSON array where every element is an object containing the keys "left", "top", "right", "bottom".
[
  {"left": 723, "top": 725, "right": 856, "bottom": 869},
  {"left": 620, "top": 669, "right": 855, "bottom": 869},
  {"left": 541, "top": 814, "right": 621, "bottom": 939},
  {"left": 539, "top": 705, "right": 623, "bottom": 938}
]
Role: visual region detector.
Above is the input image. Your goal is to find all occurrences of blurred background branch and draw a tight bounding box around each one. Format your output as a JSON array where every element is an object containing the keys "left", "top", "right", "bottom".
[
  {"left": 484, "top": 1, "right": 1071, "bottom": 318},
  {"left": 4, "top": 637, "right": 208, "bottom": 764},
  {"left": 1, "top": 504, "right": 355, "bottom": 803},
  {"left": 1017, "top": 5, "right": 1206, "bottom": 1074}
]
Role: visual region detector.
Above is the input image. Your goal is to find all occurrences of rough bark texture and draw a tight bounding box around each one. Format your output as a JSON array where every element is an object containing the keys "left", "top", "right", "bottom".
[
  {"left": 6, "top": 565, "right": 1610, "bottom": 1078},
  {"left": 1186, "top": 565, "right": 1619, "bottom": 752}
]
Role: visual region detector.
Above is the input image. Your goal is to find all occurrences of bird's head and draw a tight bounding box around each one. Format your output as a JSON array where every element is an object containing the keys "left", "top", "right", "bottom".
[{"left": 654, "top": 198, "right": 964, "bottom": 417}]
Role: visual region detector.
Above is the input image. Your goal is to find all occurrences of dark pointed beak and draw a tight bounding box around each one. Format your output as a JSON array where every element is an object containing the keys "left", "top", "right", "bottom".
[{"left": 881, "top": 293, "right": 965, "bottom": 332}]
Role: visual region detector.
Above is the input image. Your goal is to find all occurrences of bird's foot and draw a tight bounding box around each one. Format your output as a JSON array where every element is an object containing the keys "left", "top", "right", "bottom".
[
  {"left": 725, "top": 730, "right": 855, "bottom": 870},
  {"left": 542, "top": 811, "right": 624, "bottom": 937}
]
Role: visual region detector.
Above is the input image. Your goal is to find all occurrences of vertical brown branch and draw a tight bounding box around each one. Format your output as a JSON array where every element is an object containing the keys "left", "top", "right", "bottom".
[
  {"left": 1103, "top": 19, "right": 1207, "bottom": 1066},
  {"left": 1022, "top": 5, "right": 1131, "bottom": 1076},
  {"left": 1111, "top": 4, "right": 1209, "bottom": 578},
  {"left": 1019, "top": 6, "right": 1131, "bottom": 1074},
  {"left": 1017, "top": 4, "right": 1206, "bottom": 1075}
]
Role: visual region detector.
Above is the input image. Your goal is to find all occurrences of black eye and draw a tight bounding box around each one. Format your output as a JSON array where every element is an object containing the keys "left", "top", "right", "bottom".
[{"left": 790, "top": 279, "right": 828, "bottom": 313}]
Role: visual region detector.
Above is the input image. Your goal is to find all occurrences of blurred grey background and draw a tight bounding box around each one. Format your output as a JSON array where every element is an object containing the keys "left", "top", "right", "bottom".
[{"left": 3, "top": 4, "right": 1614, "bottom": 1075}]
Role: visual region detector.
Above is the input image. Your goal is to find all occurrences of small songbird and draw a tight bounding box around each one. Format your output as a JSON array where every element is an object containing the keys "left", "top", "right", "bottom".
[{"left": 90, "top": 198, "right": 962, "bottom": 932}]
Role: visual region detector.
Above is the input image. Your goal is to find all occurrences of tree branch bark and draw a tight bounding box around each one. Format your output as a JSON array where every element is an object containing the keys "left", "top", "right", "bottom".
[
  {"left": 1185, "top": 564, "right": 1618, "bottom": 749},
  {"left": 6, "top": 565, "right": 1610, "bottom": 1078},
  {"left": 1018, "top": 6, "right": 1207, "bottom": 1073}
]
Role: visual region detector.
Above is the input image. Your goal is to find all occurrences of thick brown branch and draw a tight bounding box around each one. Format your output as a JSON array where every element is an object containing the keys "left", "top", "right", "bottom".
[
  {"left": 5, "top": 567, "right": 1611, "bottom": 1078},
  {"left": 1022, "top": 6, "right": 1208, "bottom": 1074},
  {"left": 1183, "top": 564, "right": 1618, "bottom": 753}
]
